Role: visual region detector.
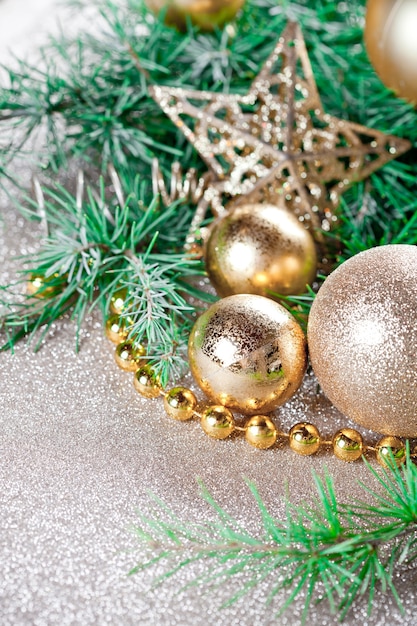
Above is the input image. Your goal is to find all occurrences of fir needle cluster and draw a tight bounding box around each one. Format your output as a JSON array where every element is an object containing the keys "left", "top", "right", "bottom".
[{"left": 131, "top": 450, "right": 417, "bottom": 622}]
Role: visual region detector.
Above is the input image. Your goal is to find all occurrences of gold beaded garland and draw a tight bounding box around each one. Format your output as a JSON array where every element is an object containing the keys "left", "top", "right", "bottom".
[
  {"left": 245, "top": 415, "right": 278, "bottom": 450},
  {"left": 27, "top": 272, "right": 64, "bottom": 298},
  {"left": 134, "top": 365, "right": 161, "bottom": 398},
  {"left": 200, "top": 406, "right": 235, "bottom": 439},
  {"left": 114, "top": 341, "right": 146, "bottom": 372},
  {"left": 110, "top": 287, "right": 128, "bottom": 316},
  {"left": 289, "top": 422, "right": 321, "bottom": 456},
  {"left": 332, "top": 428, "right": 364, "bottom": 463},
  {"left": 163, "top": 387, "right": 198, "bottom": 421}
]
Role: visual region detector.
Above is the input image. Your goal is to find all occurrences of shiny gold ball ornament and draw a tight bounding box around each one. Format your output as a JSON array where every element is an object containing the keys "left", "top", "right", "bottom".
[
  {"left": 163, "top": 387, "right": 197, "bottom": 421},
  {"left": 375, "top": 436, "right": 406, "bottom": 469},
  {"left": 245, "top": 415, "right": 278, "bottom": 449},
  {"left": 308, "top": 245, "right": 417, "bottom": 438},
  {"left": 200, "top": 406, "right": 235, "bottom": 439},
  {"left": 289, "top": 422, "right": 321, "bottom": 456},
  {"left": 332, "top": 428, "right": 364, "bottom": 463},
  {"left": 27, "top": 272, "right": 64, "bottom": 299},
  {"left": 365, "top": 0, "right": 417, "bottom": 104},
  {"left": 114, "top": 341, "right": 145, "bottom": 372},
  {"left": 134, "top": 365, "right": 161, "bottom": 398},
  {"left": 145, "top": 0, "right": 244, "bottom": 31},
  {"left": 188, "top": 294, "right": 307, "bottom": 415},
  {"left": 105, "top": 315, "right": 129, "bottom": 344},
  {"left": 205, "top": 204, "right": 317, "bottom": 299}
]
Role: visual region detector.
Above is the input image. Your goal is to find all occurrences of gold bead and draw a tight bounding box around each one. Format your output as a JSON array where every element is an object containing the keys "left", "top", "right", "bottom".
[
  {"left": 332, "top": 428, "right": 364, "bottom": 462},
  {"left": 376, "top": 436, "right": 406, "bottom": 468},
  {"left": 289, "top": 422, "right": 321, "bottom": 456},
  {"left": 105, "top": 315, "right": 129, "bottom": 344},
  {"left": 245, "top": 415, "right": 277, "bottom": 449},
  {"left": 26, "top": 272, "right": 63, "bottom": 298},
  {"left": 205, "top": 204, "right": 317, "bottom": 299},
  {"left": 133, "top": 365, "right": 161, "bottom": 399},
  {"left": 200, "top": 406, "right": 235, "bottom": 440},
  {"left": 114, "top": 341, "right": 145, "bottom": 372},
  {"left": 163, "top": 387, "right": 197, "bottom": 421},
  {"left": 110, "top": 287, "right": 128, "bottom": 316}
]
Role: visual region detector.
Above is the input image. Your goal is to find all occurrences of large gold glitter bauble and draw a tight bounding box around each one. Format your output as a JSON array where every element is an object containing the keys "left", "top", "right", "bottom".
[
  {"left": 365, "top": 0, "right": 417, "bottom": 103},
  {"left": 308, "top": 245, "right": 417, "bottom": 438},
  {"left": 205, "top": 204, "right": 317, "bottom": 299},
  {"left": 188, "top": 294, "right": 307, "bottom": 415},
  {"left": 145, "top": 0, "right": 244, "bottom": 31}
]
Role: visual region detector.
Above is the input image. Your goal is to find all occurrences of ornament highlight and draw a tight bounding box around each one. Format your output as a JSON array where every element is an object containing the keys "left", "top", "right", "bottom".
[
  {"left": 205, "top": 204, "right": 317, "bottom": 298},
  {"left": 365, "top": 0, "right": 417, "bottom": 104},
  {"left": 188, "top": 294, "right": 307, "bottom": 415},
  {"left": 308, "top": 245, "right": 417, "bottom": 438},
  {"left": 145, "top": 0, "right": 244, "bottom": 31}
]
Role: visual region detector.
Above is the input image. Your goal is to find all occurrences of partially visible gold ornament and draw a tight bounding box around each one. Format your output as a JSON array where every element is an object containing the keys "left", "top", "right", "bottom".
[
  {"left": 308, "top": 245, "right": 417, "bottom": 438},
  {"left": 245, "top": 415, "right": 277, "bottom": 449},
  {"left": 201, "top": 405, "right": 235, "bottom": 439},
  {"left": 105, "top": 315, "right": 129, "bottom": 344},
  {"left": 188, "top": 294, "right": 307, "bottom": 415},
  {"left": 332, "top": 428, "right": 364, "bottom": 463},
  {"left": 150, "top": 22, "right": 410, "bottom": 245},
  {"left": 110, "top": 287, "right": 128, "bottom": 316},
  {"left": 27, "top": 272, "right": 64, "bottom": 299},
  {"left": 134, "top": 365, "right": 161, "bottom": 398},
  {"left": 163, "top": 387, "right": 197, "bottom": 421},
  {"left": 289, "top": 422, "right": 321, "bottom": 456},
  {"left": 365, "top": 0, "right": 417, "bottom": 104},
  {"left": 114, "top": 341, "right": 145, "bottom": 372},
  {"left": 375, "top": 436, "right": 406, "bottom": 468},
  {"left": 205, "top": 204, "right": 317, "bottom": 299},
  {"left": 145, "top": 0, "right": 244, "bottom": 31}
]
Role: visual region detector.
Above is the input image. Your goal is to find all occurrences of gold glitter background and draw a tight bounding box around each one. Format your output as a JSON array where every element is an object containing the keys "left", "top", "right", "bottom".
[{"left": 0, "top": 3, "right": 416, "bottom": 624}]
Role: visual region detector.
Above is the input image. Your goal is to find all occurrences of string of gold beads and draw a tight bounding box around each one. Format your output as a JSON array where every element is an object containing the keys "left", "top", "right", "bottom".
[{"left": 107, "top": 326, "right": 415, "bottom": 469}]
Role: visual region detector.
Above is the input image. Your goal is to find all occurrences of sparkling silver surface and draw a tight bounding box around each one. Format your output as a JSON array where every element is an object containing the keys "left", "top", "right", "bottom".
[{"left": 0, "top": 4, "right": 416, "bottom": 625}]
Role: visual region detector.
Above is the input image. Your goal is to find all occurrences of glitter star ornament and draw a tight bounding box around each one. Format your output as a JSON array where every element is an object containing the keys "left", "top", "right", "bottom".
[{"left": 150, "top": 22, "right": 410, "bottom": 240}]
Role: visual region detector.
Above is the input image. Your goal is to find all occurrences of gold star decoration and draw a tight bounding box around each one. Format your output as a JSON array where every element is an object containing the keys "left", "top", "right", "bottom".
[{"left": 150, "top": 21, "right": 410, "bottom": 243}]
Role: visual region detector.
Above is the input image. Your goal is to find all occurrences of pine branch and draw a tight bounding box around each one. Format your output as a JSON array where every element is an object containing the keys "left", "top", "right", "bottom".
[{"left": 130, "top": 448, "right": 417, "bottom": 622}]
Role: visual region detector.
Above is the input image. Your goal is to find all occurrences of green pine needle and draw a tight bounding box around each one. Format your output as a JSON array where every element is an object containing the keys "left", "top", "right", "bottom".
[{"left": 130, "top": 448, "right": 417, "bottom": 622}]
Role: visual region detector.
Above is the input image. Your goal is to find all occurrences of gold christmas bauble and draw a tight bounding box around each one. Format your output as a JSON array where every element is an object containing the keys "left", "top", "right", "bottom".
[
  {"left": 308, "top": 245, "right": 417, "bottom": 438},
  {"left": 205, "top": 204, "right": 317, "bottom": 299},
  {"left": 188, "top": 294, "right": 307, "bottom": 415},
  {"left": 365, "top": 0, "right": 417, "bottom": 103},
  {"left": 145, "top": 0, "right": 244, "bottom": 31}
]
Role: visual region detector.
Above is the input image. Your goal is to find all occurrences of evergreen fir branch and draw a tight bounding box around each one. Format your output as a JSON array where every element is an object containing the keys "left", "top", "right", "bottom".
[
  {"left": 0, "top": 171, "right": 212, "bottom": 380},
  {"left": 130, "top": 449, "right": 417, "bottom": 622}
]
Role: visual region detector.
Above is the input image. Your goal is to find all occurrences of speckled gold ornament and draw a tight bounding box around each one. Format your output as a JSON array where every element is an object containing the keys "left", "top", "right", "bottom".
[
  {"left": 376, "top": 436, "right": 406, "bottom": 468},
  {"left": 133, "top": 365, "right": 161, "bottom": 398},
  {"left": 332, "top": 428, "right": 364, "bottom": 463},
  {"left": 205, "top": 204, "right": 317, "bottom": 299},
  {"left": 289, "top": 422, "right": 321, "bottom": 456},
  {"left": 188, "top": 294, "right": 307, "bottom": 415},
  {"left": 200, "top": 405, "right": 235, "bottom": 439},
  {"left": 163, "top": 387, "right": 197, "bottom": 421},
  {"left": 145, "top": 0, "right": 244, "bottom": 31},
  {"left": 245, "top": 415, "right": 277, "bottom": 449},
  {"left": 365, "top": 0, "right": 417, "bottom": 104},
  {"left": 308, "top": 245, "right": 417, "bottom": 438}
]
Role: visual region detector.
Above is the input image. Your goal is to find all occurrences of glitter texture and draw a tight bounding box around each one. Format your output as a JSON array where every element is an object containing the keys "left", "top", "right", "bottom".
[
  {"left": 308, "top": 245, "right": 417, "bottom": 437},
  {"left": 0, "top": 6, "right": 416, "bottom": 626}
]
